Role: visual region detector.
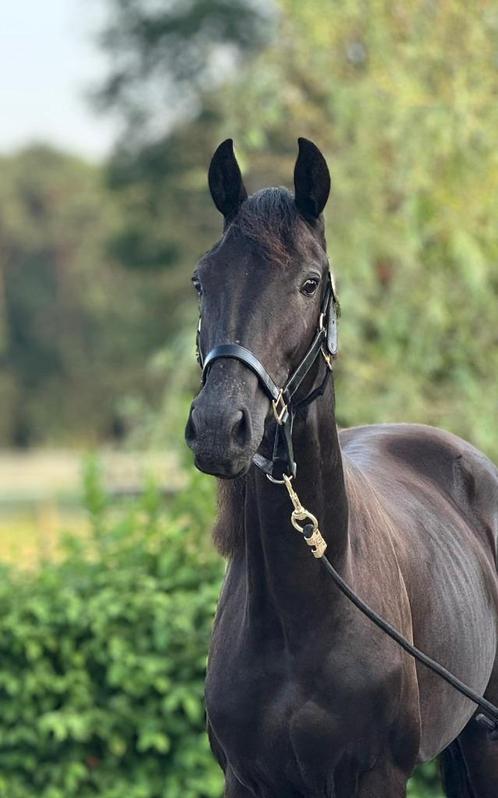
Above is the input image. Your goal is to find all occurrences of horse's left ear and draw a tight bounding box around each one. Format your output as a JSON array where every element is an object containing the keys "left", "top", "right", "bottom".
[
  {"left": 208, "top": 139, "right": 248, "bottom": 223},
  {"left": 293, "top": 138, "right": 331, "bottom": 220}
]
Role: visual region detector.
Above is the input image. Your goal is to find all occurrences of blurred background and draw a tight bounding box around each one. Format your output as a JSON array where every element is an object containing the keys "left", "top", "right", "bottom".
[{"left": 0, "top": 1, "right": 496, "bottom": 796}]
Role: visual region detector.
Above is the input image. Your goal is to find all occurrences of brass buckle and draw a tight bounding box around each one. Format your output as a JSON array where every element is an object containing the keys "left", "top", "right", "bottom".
[{"left": 272, "top": 391, "right": 288, "bottom": 425}]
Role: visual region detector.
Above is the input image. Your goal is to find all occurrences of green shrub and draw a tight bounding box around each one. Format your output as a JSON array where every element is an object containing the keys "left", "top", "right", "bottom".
[
  {"left": 0, "top": 462, "right": 223, "bottom": 798},
  {"left": 409, "top": 760, "right": 444, "bottom": 798}
]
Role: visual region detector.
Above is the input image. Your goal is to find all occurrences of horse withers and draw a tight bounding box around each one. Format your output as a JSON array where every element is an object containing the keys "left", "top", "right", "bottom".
[{"left": 185, "top": 138, "right": 498, "bottom": 797}]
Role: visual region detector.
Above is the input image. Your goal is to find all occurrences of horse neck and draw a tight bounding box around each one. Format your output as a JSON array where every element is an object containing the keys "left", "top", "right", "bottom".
[{"left": 217, "top": 375, "right": 350, "bottom": 637}]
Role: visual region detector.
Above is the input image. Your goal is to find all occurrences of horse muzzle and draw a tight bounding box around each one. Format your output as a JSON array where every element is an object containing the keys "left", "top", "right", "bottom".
[{"left": 185, "top": 361, "right": 268, "bottom": 478}]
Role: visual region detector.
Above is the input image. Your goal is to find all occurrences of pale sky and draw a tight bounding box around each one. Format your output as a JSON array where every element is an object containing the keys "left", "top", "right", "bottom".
[{"left": 0, "top": 1, "right": 119, "bottom": 160}]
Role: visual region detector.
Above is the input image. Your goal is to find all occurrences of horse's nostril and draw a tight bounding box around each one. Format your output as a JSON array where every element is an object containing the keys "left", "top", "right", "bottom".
[
  {"left": 185, "top": 407, "right": 198, "bottom": 444},
  {"left": 231, "top": 408, "right": 251, "bottom": 449},
  {"left": 186, "top": 403, "right": 253, "bottom": 454}
]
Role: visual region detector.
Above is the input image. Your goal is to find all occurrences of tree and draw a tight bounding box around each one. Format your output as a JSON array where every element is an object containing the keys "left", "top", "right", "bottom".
[
  {"left": 97, "top": 0, "right": 498, "bottom": 463},
  {"left": 96, "top": 0, "right": 274, "bottom": 138},
  {"left": 218, "top": 0, "right": 498, "bottom": 461},
  {"left": 0, "top": 146, "right": 164, "bottom": 445}
]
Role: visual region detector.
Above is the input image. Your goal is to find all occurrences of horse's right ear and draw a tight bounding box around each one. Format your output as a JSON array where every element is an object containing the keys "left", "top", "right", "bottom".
[{"left": 208, "top": 139, "right": 248, "bottom": 223}]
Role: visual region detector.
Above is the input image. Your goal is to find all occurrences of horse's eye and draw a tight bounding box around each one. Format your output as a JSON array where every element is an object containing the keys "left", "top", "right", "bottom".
[
  {"left": 192, "top": 277, "right": 203, "bottom": 296},
  {"left": 301, "top": 277, "right": 320, "bottom": 296}
]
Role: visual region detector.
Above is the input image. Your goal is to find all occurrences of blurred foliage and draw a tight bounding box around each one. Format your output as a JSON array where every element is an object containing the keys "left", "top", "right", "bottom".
[
  {"left": 0, "top": 463, "right": 224, "bottom": 797},
  {"left": 409, "top": 761, "right": 444, "bottom": 798},
  {"left": 218, "top": 0, "right": 498, "bottom": 460},
  {"left": 94, "top": 0, "right": 498, "bottom": 460},
  {"left": 0, "top": 146, "right": 173, "bottom": 445},
  {"left": 2, "top": 1, "right": 495, "bottom": 456},
  {"left": 96, "top": 0, "right": 274, "bottom": 136}
]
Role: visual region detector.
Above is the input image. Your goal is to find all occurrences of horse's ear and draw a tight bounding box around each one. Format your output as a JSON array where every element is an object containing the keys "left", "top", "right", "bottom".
[
  {"left": 293, "top": 138, "right": 331, "bottom": 220},
  {"left": 208, "top": 139, "right": 248, "bottom": 222}
]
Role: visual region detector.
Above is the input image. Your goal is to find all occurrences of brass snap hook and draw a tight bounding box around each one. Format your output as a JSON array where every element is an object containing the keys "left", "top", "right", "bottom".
[{"left": 282, "top": 475, "right": 327, "bottom": 558}]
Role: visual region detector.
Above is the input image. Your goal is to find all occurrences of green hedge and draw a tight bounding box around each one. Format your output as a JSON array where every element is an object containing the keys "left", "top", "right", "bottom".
[
  {"left": 0, "top": 464, "right": 223, "bottom": 798},
  {"left": 0, "top": 463, "right": 442, "bottom": 796}
]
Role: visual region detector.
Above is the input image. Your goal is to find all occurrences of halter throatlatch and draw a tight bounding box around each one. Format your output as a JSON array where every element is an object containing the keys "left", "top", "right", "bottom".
[{"left": 197, "top": 273, "right": 338, "bottom": 481}]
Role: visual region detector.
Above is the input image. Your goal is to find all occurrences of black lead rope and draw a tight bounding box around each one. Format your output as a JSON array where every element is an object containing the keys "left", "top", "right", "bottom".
[{"left": 301, "top": 531, "right": 498, "bottom": 736}]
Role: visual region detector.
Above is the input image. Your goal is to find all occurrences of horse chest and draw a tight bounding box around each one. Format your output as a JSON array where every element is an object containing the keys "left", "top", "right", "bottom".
[{"left": 205, "top": 635, "right": 381, "bottom": 793}]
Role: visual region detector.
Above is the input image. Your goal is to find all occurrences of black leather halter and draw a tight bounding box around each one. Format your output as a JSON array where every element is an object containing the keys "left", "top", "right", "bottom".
[{"left": 196, "top": 274, "right": 338, "bottom": 481}]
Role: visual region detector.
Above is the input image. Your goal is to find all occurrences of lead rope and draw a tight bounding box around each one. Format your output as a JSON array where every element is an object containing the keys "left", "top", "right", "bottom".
[{"left": 281, "top": 475, "right": 498, "bottom": 737}]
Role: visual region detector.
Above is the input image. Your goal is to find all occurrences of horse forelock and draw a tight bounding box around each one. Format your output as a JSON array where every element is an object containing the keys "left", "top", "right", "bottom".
[{"left": 225, "top": 187, "right": 325, "bottom": 266}]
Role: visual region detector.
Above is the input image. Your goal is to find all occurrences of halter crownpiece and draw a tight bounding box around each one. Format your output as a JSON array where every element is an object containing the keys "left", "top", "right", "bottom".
[{"left": 196, "top": 272, "right": 339, "bottom": 481}]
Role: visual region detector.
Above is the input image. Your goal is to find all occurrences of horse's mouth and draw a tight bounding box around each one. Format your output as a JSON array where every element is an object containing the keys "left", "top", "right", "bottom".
[{"left": 192, "top": 453, "right": 252, "bottom": 480}]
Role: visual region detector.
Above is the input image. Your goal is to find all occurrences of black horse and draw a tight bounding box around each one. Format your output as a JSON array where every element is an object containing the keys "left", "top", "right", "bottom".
[{"left": 185, "top": 138, "right": 498, "bottom": 797}]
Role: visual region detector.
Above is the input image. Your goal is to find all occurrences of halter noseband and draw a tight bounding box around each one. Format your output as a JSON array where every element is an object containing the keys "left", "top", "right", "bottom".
[{"left": 196, "top": 274, "right": 338, "bottom": 481}]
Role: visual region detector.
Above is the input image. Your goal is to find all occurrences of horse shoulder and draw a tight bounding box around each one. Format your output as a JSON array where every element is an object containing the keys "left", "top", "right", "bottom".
[
  {"left": 340, "top": 422, "right": 498, "bottom": 758},
  {"left": 340, "top": 422, "right": 498, "bottom": 564}
]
